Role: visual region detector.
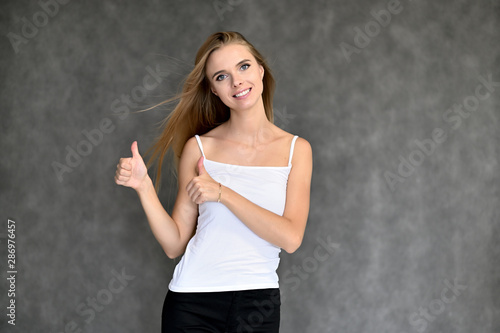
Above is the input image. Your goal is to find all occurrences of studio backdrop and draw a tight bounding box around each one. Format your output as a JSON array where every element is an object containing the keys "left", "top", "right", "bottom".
[{"left": 1, "top": 0, "right": 499, "bottom": 332}]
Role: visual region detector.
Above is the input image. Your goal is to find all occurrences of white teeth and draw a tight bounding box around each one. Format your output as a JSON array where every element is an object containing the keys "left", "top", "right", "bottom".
[{"left": 235, "top": 89, "right": 250, "bottom": 97}]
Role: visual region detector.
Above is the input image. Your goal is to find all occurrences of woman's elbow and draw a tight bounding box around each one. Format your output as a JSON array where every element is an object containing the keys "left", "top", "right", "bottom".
[
  {"left": 165, "top": 251, "right": 179, "bottom": 259},
  {"left": 164, "top": 246, "right": 184, "bottom": 259},
  {"left": 283, "top": 235, "right": 303, "bottom": 254}
]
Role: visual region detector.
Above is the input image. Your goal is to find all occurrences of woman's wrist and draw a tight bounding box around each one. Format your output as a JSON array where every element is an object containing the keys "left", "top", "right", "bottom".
[
  {"left": 135, "top": 174, "right": 154, "bottom": 196},
  {"left": 218, "top": 184, "right": 231, "bottom": 206},
  {"left": 217, "top": 183, "right": 222, "bottom": 203}
]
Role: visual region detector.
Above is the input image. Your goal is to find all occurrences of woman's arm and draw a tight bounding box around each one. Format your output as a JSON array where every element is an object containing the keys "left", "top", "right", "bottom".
[
  {"left": 187, "top": 138, "right": 313, "bottom": 253},
  {"left": 115, "top": 139, "right": 200, "bottom": 258}
]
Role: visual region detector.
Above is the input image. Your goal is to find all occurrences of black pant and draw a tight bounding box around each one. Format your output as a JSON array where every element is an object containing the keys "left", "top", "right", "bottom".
[{"left": 162, "top": 288, "right": 281, "bottom": 333}]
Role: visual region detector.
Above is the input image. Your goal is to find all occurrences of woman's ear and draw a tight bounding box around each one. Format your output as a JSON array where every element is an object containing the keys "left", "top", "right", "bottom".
[
  {"left": 260, "top": 65, "right": 264, "bottom": 79},
  {"left": 211, "top": 89, "right": 218, "bottom": 96}
]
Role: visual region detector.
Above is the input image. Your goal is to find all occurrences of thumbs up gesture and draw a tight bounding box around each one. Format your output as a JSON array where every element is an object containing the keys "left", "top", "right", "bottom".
[
  {"left": 186, "top": 156, "right": 220, "bottom": 204},
  {"left": 115, "top": 141, "right": 148, "bottom": 191}
]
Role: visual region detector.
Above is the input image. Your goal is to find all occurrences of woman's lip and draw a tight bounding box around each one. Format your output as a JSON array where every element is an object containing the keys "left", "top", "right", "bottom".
[{"left": 233, "top": 88, "right": 251, "bottom": 98}]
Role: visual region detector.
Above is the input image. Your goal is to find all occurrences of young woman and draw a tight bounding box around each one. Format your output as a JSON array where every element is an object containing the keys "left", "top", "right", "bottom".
[{"left": 115, "top": 31, "right": 313, "bottom": 333}]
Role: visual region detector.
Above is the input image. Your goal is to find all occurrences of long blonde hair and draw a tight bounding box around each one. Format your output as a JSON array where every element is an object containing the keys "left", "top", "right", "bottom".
[{"left": 145, "top": 31, "right": 276, "bottom": 191}]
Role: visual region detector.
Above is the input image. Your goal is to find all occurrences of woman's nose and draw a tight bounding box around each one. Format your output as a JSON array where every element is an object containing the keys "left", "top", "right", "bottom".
[{"left": 232, "top": 73, "right": 243, "bottom": 87}]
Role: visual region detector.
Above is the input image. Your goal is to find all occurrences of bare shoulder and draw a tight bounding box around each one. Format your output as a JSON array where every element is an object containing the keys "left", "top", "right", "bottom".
[
  {"left": 291, "top": 136, "right": 313, "bottom": 165},
  {"left": 295, "top": 137, "right": 312, "bottom": 153},
  {"left": 276, "top": 124, "right": 311, "bottom": 156},
  {"left": 178, "top": 136, "right": 203, "bottom": 174},
  {"left": 274, "top": 124, "right": 312, "bottom": 166},
  {"left": 196, "top": 126, "right": 226, "bottom": 151},
  {"left": 181, "top": 136, "right": 202, "bottom": 158}
]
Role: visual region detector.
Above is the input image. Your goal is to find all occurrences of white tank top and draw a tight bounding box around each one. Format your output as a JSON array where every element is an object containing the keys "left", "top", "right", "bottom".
[{"left": 168, "top": 134, "right": 299, "bottom": 292}]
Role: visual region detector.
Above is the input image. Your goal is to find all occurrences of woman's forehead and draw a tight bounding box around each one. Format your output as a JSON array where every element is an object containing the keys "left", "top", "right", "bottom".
[{"left": 206, "top": 44, "right": 255, "bottom": 71}]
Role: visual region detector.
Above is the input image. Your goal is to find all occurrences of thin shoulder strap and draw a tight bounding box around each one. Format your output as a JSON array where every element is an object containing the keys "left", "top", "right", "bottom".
[
  {"left": 194, "top": 135, "right": 205, "bottom": 157},
  {"left": 288, "top": 135, "right": 299, "bottom": 166}
]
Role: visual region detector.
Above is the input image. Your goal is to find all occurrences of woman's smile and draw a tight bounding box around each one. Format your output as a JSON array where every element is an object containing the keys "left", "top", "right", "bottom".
[{"left": 233, "top": 88, "right": 251, "bottom": 99}]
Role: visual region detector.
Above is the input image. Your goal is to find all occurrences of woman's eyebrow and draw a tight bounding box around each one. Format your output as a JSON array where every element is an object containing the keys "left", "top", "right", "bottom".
[{"left": 211, "top": 59, "right": 251, "bottom": 79}]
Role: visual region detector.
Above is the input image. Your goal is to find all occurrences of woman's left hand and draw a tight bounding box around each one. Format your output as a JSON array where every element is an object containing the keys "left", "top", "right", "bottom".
[{"left": 186, "top": 156, "right": 220, "bottom": 204}]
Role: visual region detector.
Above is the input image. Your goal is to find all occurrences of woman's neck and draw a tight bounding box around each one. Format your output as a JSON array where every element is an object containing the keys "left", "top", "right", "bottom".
[{"left": 225, "top": 100, "right": 273, "bottom": 145}]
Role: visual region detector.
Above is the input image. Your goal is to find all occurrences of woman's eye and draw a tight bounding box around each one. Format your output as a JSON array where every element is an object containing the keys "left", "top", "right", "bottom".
[
  {"left": 216, "top": 74, "right": 227, "bottom": 81},
  {"left": 240, "top": 64, "right": 250, "bottom": 70}
]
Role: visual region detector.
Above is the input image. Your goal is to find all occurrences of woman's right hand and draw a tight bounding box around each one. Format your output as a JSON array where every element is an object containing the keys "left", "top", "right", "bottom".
[{"left": 115, "top": 141, "right": 149, "bottom": 191}]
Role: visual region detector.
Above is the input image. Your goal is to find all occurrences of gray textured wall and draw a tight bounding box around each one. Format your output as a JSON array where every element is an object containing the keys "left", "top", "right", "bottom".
[{"left": 1, "top": 0, "right": 499, "bottom": 332}]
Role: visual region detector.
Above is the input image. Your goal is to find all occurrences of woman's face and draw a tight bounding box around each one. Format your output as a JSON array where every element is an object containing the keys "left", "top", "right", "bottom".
[{"left": 205, "top": 43, "right": 264, "bottom": 112}]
